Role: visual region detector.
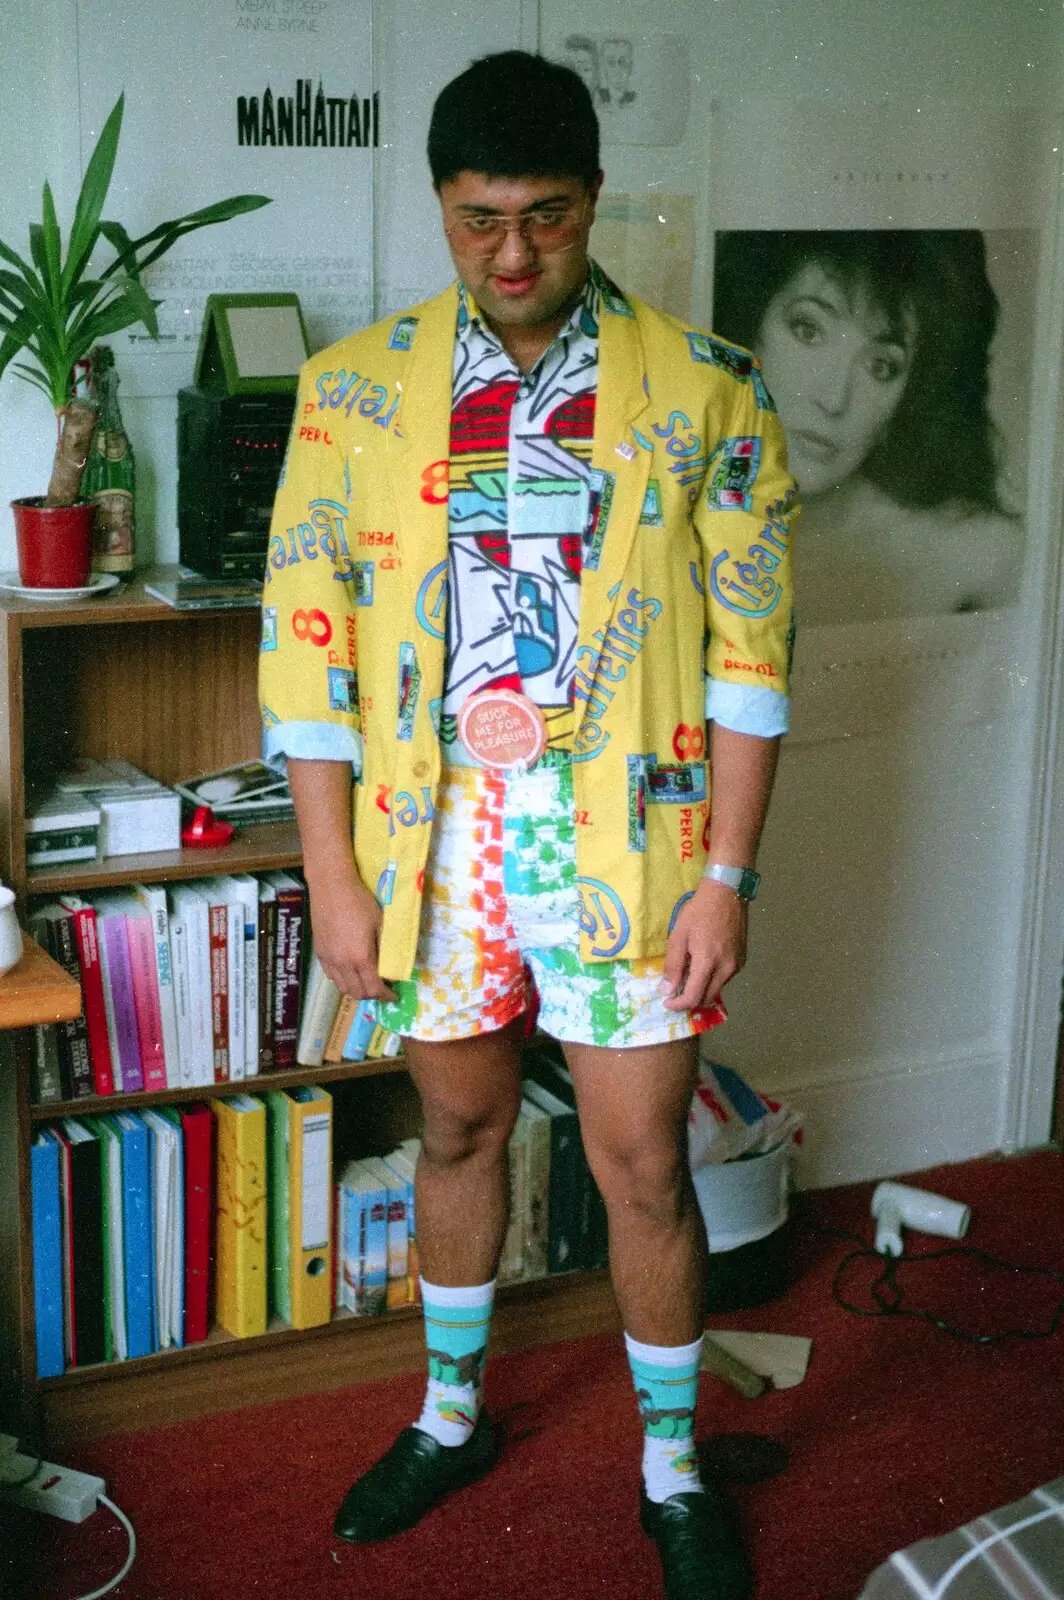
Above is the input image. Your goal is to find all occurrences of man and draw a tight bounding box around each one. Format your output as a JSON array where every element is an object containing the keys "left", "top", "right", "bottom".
[{"left": 259, "top": 50, "right": 795, "bottom": 1600}]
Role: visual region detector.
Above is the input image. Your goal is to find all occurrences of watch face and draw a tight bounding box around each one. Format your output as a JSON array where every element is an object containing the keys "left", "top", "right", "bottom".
[{"left": 738, "top": 869, "right": 760, "bottom": 901}]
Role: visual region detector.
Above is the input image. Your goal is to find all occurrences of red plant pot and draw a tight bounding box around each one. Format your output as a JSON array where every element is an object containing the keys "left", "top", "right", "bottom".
[{"left": 11, "top": 497, "right": 95, "bottom": 588}]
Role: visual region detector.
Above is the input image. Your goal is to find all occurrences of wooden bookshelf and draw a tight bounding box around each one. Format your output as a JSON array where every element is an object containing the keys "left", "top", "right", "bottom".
[{"left": 0, "top": 570, "right": 619, "bottom": 1451}]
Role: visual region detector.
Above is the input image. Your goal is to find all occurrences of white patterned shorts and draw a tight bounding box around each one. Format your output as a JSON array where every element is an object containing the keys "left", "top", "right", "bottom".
[{"left": 374, "top": 756, "right": 725, "bottom": 1049}]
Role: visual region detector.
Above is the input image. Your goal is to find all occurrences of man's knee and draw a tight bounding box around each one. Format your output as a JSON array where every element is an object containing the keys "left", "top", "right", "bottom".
[
  {"left": 589, "top": 1136, "right": 691, "bottom": 1222},
  {"left": 420, "top": 1086, "right": 521, "bottom": 1169}
]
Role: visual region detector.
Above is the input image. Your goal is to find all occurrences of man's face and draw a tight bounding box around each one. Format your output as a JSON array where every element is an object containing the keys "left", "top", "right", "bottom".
[
  {"left": 438, "top": 171, "right": 601, "bottom": 340},
  {"left": 601, "top": 40, "right": 633, "bottom": 95}
]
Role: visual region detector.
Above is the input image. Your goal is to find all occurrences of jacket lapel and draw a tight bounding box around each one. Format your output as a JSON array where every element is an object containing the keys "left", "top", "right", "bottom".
[{"left": 575, "top": 299, "right": 653, "bottom": 733}]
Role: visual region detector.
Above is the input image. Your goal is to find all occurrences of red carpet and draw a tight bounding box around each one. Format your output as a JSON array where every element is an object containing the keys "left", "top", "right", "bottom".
[{"left": 6, "top": 1150, "right": 1063, "bottom": 1600}]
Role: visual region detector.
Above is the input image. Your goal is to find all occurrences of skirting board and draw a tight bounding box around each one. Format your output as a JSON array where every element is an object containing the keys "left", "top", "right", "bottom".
[{"left": 769, "top": 1046, "right": 1006, "bottom": 1190}]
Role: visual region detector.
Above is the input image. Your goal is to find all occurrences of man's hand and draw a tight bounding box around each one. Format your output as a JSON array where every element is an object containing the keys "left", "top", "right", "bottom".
[
  {"left": 286, "top": 756, "right": 398, "bottom": 1004},
  {"left": 308, "top": 873, "right": 398, "bottom": 1004},
  {"left": 660, "top": 877, "right": 747, "bottom": 1011}
]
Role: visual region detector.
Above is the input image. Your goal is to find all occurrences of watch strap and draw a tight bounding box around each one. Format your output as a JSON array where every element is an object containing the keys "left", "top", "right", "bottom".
[{"left": 703, "top": 862, "right": 760, "bottom": 901}]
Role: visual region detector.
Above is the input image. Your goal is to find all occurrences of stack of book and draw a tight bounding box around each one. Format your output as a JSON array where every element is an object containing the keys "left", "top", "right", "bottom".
[
  {"left": 28, "top": 872, "right": 399, "bottom": 1105},
  {"left": 31, "top": 1086, "right": 342, "bottom": 1376},
  {"left": 26, "top": 758, "right": 182, "bottom": 865},
  {"left": 174, "top": 760, "right": 294, "bottom": 828}
]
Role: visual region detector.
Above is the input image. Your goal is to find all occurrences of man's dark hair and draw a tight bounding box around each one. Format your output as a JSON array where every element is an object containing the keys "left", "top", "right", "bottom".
[{"left": 428, "top": 51, "right": 600, "bottom": 188}]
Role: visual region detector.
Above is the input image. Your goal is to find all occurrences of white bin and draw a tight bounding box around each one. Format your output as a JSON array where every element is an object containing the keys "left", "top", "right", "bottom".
[{"left": 692, "top": 1139, "right": 791, "bottom": 1254}]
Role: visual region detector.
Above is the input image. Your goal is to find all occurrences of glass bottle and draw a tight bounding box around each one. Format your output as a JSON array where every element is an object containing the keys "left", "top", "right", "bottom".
[{"left": 83, "top": 344, "right": 136, "bottom": 572}]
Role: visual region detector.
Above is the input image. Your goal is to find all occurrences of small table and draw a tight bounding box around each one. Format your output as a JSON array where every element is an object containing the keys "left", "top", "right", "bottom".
[{"left": 0, "top": 934, "right": 82, "bottom": 1031}]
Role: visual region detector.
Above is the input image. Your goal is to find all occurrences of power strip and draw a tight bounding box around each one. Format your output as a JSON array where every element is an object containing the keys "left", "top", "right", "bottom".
[{"left": 0, "top": 1432, "right": 105, "bottom": 1523}]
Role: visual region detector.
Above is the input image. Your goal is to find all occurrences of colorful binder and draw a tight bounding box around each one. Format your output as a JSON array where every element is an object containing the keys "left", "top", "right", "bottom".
[
  {"left": 286, "top": 1087, "right": 333, "bottom": 1329},
  {"left": 178, "top": 1103, "right": 213, "bottom": 1344},
  {"left": 212, "top": 1095, "right": 267, "bottom": 1337},
  {"left": 30, "top": 1131, "right": 65, "bottom": 1378},
  {"left": 109, "top": 1111, "right": 154, "bottom": 1358}
]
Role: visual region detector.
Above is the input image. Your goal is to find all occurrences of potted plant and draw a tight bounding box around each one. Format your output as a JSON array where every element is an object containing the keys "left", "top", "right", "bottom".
[{"left": 0, "top": 94, "right": 270, "bottom": 586}]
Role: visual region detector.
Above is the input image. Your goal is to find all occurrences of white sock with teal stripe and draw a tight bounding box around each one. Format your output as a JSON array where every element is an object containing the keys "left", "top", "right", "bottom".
[
  {"left": 625, "top": 1331, "right": 706, "bottom": 1502},
  {"left": 416, "top": 1278, "right": 495, "bottom": 1447}
]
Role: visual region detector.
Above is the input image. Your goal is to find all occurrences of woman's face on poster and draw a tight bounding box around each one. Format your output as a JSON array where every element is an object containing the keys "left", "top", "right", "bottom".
[{"left": 756, "top": 262, "right": 915, "bottom": 497}]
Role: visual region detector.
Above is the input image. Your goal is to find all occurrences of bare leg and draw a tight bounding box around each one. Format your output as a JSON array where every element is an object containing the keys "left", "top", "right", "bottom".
[
  {"left": 404, "top": 1020, "right": 525, "bottom": 1286},
  {"left": 563, "top": 1036, "right": 706, "bottom": 1345}
]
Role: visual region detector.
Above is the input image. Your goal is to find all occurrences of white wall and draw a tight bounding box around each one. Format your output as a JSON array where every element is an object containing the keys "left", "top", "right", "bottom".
[{"left": 3, "top": 0, "right": 1062, "bottom": 1186}]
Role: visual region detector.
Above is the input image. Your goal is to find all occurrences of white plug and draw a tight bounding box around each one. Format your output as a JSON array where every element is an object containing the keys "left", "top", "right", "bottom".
[
  {"left": 0, "top": 1433, "right": 105, "bottom": 1523},
  {"left": 870, "top": 1181, "right": 972, "bottom": 1257}
]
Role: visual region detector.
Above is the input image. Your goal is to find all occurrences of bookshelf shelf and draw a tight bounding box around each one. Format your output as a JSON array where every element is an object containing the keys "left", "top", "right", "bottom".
[
  {"left": 27, "top": 1053, "right": 407, "bottom": 1121},
  {"left": 0, "top": 571, "right": 621, "bottom": 1453},
  {"left": 26, "top": 819, "right": 303, "bottom": 894}
]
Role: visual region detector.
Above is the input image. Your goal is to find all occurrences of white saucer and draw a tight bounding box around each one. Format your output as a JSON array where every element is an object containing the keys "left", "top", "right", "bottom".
[{"left": 0, "top": 571, "right": 122, "bottom": 602}]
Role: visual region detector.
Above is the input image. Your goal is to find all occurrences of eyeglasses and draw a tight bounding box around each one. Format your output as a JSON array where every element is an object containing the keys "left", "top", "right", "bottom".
[{"left": 445, "top": 201, "right": 588, "bottom": 255}]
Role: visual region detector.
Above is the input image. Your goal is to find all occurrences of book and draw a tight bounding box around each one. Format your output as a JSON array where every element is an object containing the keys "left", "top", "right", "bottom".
[
  {"left": 286, "top": 1087, "right": 333, "bottom": 1329},
  {"left": 51, "top": 1121, "right": 76, "bottom": 1364},
  {"left": 498, "top": 1125, "right": 527, "bottom": 1284},
  {"left": 381, "top": 1140, "right": 420, "bottom": 1306},
  {"left": 264, "top": 1091, "right": 292, "bottom": 1324},
  {"left": 212, "top": 1094, "right": 267, "bottom": 1338},
  {"left": 145, "top": 576, "right": 264, "bottom": 610},
  {"left": 521, "top": 1078, "right": 581, "bottom": 1275},
  {"left": 92, "top": 896, "right": 145, "bottom": 1093},
  {"left": 342, "top": 998, "right": 378, "bottom": 1062},
  {"left": 107, "top": 1111, "right": 154, "bottom": 1359},
  {"left": 155, "top": 1107, "right": 187, "bottom": 1350},
  {"left": 360, "top": 1156, "right": 408, "bottom": 1312},
  {"left": 264, "top": 871, "right": 306, "bottom": 1069},
  {"left": 205, "top": 892, "right": 232, "bottom": 1082},
  {"left": 220, "top": 874, "right": 261, "bottom": 1077},
  {"left": 141, "top": 1109, "right": 179, "bottom": 1349},
  {"left": 338, "top": 1158, "right": 389, "bottom": 1316},
  {"left": 30, "top": 1131, "right": 65, "bottom": 1378},
  {"left": 132, "top": 884, "right": 181, "bottom": 1089},
  {"left": 25, "top": 790, "right": 100, "bottom": 866},
  {"left": 257, "top": 880, "right": 278, "bottom": 1072},
  {"left": 59, "top": 897, "right": 116, "bottom": 1096},
  {"left": 33, "top": 903, "right": 94, "bottom": 1100},
  {"left": 123, "top": 900, "right": 168, "bottom": 1091},
  {"left": 59, "top": 1118, "right": 107, "bottom": 1366},
  {"left": 168, "top": 885, "right": 213, "bottom": 1087},
  {"left": 86, "top": 1115, "right": 127, "bottom": 1361},
  {"left": 178, "top": 1102, "right": 213, "bottom": 1344},
  {"left": 514, "top": 1097, "right": 551, "bottom": 1281},
  {"left": 27, "top": 909, "right": 68, "bottom": 1102},
  {"left": 324, "top": 994, "right": 359, "bottom": 1062},
  {"left": 525, "top": 1045, "right": 607, "bottom": 1271},
  {"left": 173, "top": 759, "right": 292, "bottom": 821},
  {"left": 296, "top": 952, "right": 342, "bottom": 1067}
]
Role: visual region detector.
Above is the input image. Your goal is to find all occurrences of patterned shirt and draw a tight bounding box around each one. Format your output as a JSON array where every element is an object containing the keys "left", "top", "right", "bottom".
[{"left": 440, "top": 268, "right": 602, "bottom": 760}]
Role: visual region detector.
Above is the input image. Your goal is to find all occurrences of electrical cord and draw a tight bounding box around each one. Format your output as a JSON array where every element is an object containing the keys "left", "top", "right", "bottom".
[
  {"left": 72, "top": 1493, "right": 136, "bottom": 1600},
  {"left": 805, "top": 1220, "right": 1064, "bottom": 1344}
]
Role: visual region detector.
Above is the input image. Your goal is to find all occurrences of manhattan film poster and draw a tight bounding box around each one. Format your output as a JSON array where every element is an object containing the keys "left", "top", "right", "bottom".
[
  {"left": 75, "top": 0, "right": 377, "bottom": 396},
  {"left": 709, "top": 101, "right": 1047, "bottom": 628}
]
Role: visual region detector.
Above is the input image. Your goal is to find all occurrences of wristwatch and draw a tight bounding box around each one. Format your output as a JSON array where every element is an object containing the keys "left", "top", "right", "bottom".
[{"left": 703, "top": 863, "right": 761, "bottom": 901}]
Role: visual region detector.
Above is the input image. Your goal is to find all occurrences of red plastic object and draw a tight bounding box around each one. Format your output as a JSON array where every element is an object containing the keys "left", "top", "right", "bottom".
[
  {"left": 12, "top": 497, "right": 95, "bottom": 588},
  {"left": 181, "top": 805, "right": 235, "bottom": 848}
]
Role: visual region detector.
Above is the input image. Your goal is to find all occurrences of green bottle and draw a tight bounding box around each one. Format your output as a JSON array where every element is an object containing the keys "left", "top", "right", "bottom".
[{"left": 83, "top": 344, "right": 136, "bottom": 573}]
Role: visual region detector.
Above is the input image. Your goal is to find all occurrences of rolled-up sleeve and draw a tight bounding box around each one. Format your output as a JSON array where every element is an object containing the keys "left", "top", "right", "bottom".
[
  {"left": 695, "top": 350, "right": 797, "bottom": 739},
  {"left": 258, "top": 360, "right": 364, "bottom": 776}
]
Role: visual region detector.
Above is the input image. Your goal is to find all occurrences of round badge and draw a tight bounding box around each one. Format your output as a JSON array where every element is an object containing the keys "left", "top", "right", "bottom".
[{"left": 458, "top": 689, "right": 548, "bottom": 771}]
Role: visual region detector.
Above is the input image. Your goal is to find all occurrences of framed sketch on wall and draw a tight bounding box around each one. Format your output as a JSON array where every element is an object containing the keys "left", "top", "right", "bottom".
[
  {"left": 552, "top": 32, "right": 690, "bottom": 146},
  {"left": 709, "top": 101, "right": 1046, "bottom": 626}
]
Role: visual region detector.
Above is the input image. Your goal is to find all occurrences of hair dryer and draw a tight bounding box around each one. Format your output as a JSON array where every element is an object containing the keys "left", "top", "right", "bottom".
[{"left": 870, "top": 1181, "right": 971, "bottom": 1257}]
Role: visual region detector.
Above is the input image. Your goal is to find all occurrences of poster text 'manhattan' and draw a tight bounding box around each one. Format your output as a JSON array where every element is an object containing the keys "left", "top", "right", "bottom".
[{"left": 237, "top": 82, "right": 380, "bottom": 147}]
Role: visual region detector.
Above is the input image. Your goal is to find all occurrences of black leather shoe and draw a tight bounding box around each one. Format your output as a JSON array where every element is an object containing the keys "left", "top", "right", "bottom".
[
  {"left": 333, "top": 1411, "right": 498, "bottom": 1543},
  {"left": 640, "top": 1485, "right": 754, "bottom": 1600}
]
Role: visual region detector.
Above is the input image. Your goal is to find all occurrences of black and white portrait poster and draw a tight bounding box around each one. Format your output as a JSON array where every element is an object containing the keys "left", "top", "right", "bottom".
[
  {"left": 710, "top": 102, "right": 1046, "bottom": 626},
  {"left": 550, "top": 31, "right": 690, "bottom": 146}
]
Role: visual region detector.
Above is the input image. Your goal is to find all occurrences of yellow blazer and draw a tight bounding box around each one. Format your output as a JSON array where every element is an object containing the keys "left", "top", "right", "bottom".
[{"left": 259, "top": 278, "right": 796, "bottom": 978}]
